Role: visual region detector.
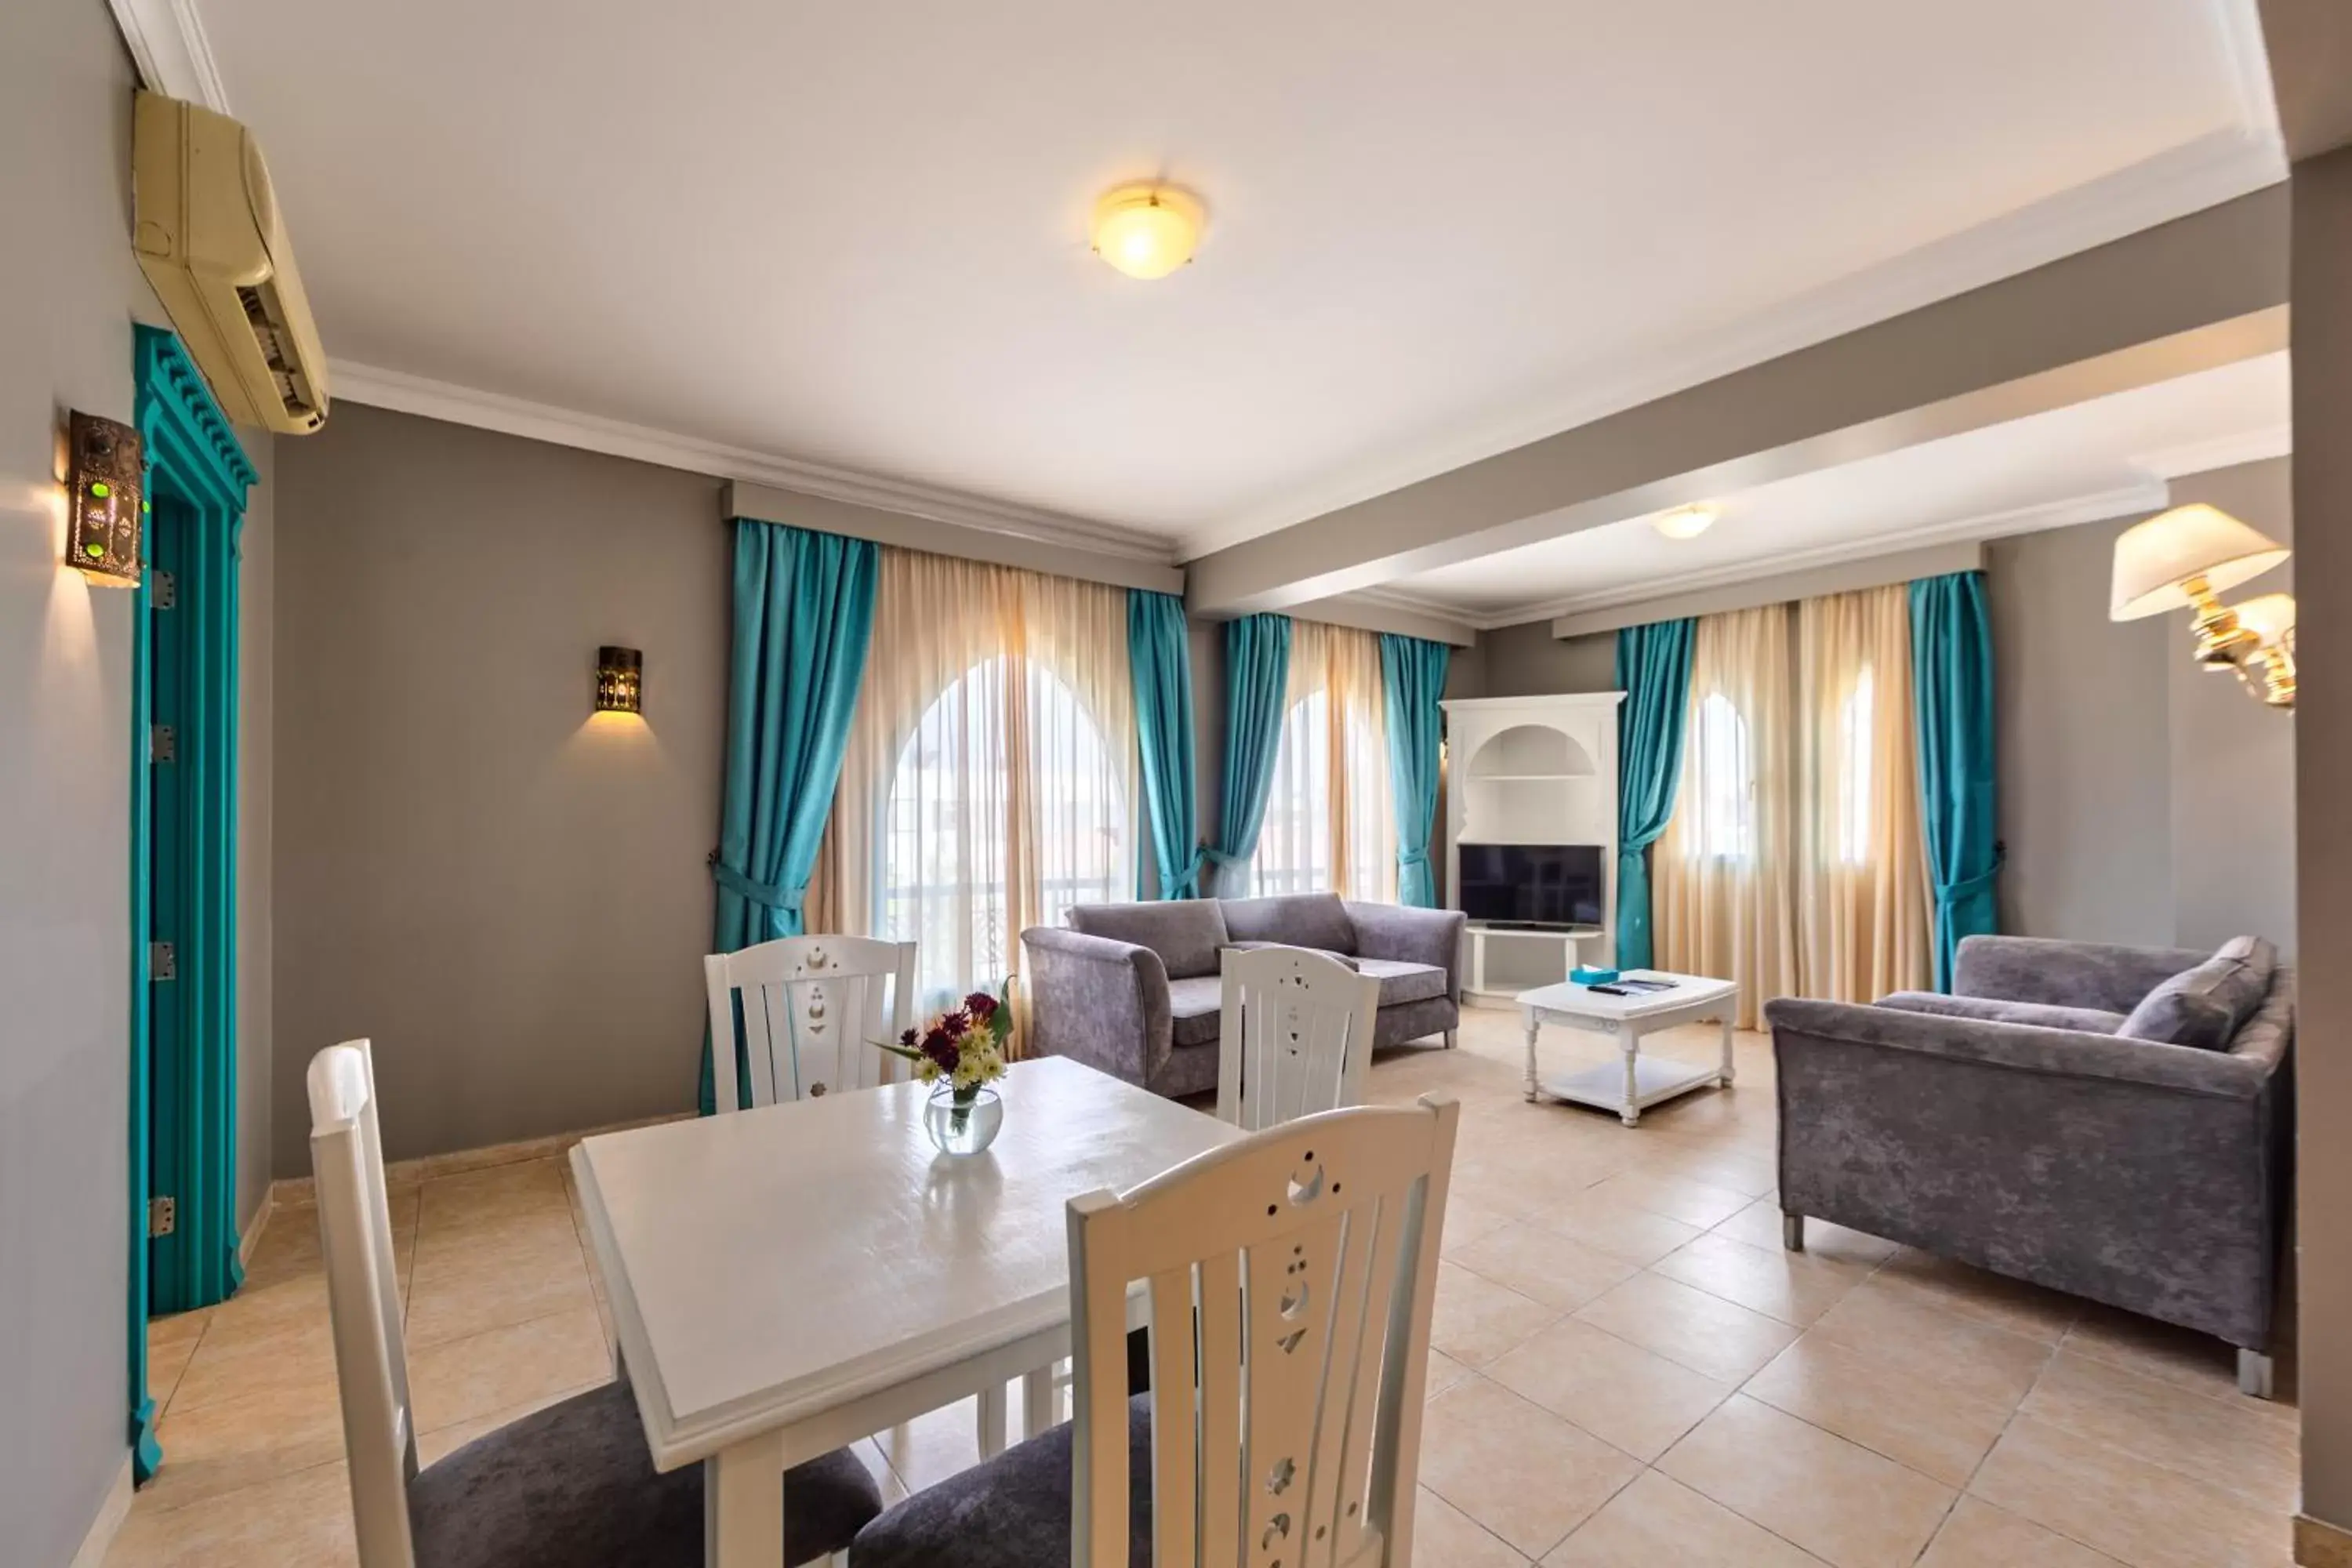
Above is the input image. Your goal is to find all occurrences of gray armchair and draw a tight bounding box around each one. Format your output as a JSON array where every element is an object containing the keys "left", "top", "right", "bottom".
[
  {"left": 1022, "top": 893, "right": 1466, "bottom": 1098},
  {"left": 1767, "top": 934, "right": 2294, "bottom": 1395}
]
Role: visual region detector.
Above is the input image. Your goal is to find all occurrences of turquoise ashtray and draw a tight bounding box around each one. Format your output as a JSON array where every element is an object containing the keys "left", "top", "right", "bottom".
[{"left": 1571, "top": 965, "right": 1621, "bottom": 985}]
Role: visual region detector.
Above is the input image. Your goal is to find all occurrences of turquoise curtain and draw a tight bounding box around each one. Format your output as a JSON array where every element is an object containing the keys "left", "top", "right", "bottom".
[
  {"left": 1203, "top": 614, "right": 1292, "bottom": 897},
  {"left": 1613, "top": 619, "right": 1697, "bottom": 970},
  {"left": 699, "top": 521, "right": 879, "bottom": 1112},
  {"left": 1129, "top": 590, "right": 1201, "bottom": 898},
  {"left": 1378, "top": 633, "right": 1450, "bottom": 907},
  {"left": 1911, "top": 571, "right": 2002, "bottom": 990}
]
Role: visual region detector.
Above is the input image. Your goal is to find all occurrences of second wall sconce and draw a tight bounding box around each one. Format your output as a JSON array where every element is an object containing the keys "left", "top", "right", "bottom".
[
  {"left": 2110, "top": 503, "right": 2296, "bottom": 712},
  {"left": 596, "top": 646, "right": 643, "bottom": 713},
  {"left": 67, "top": 411, "right": 146, "bottom": 586}
]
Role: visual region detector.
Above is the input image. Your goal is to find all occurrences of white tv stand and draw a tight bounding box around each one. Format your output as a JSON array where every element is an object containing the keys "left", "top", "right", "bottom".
[
  {"left": 1440, "top": 692, "right": 1626, "bottom": 1005},
  {"left": 1465, "top": 924, "right": 1606, "bottom": 1006}
]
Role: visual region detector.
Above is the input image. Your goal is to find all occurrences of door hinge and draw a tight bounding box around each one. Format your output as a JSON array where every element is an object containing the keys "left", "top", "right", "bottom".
[
  {"left": 149, "top": 941, "right": 176, "bottom": 982},
  {"left": 151, "top": 724, "right": 176, "bottom": 764},
  {"left": 148, "top": 1196, "right": 177, "bottom": 1238},
  {"left": 152, "top": 569, "right": 176, "bottom": 608}
]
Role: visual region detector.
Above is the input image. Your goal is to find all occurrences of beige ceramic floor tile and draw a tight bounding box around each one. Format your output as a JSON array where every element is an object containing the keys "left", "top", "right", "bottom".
[
  {"left": 1527, "top": 1189, "right": 1704, "bottom": 1267},
  {"left": 149, "top": 1320, "right": 207, "bottom": 1412},
  {"left": 1426, "top": 1346, "right": 1473, "bottom": 1399},
  {"left": 1543, "top": 1469, "right": 1829, "bottom": 1567},
  {"left": 145, "top": 1377, "right": 348, "bottom": 1512},
  {"left": 1443, "top": 1192, "right": 1524, "bottom": 1255},
  {"left": 1418, "top": 1374, "right": 1642, "bottom": 1558},
  {"left": 1657, "top": 1395, "right": 1955, "bottom": 1568},
  {"left": 1871, "top": 1248, "right": 2082, "bottom": 1344},
  {"left": 1806, "top": 1278, "right": 2053, "bottom": 1410},
  {"left": 1486, "top": 1316, "right": 1733, "bottom": 1462},
  {"left": 1650, "top": 1229, "right": 1873, "bottom": 1327},
  {"left": 404, "top": 1227, "right": 597, "bottom": 1348},
  {"left": 1969, "top": 1413, "right": 2292, "bottom": 1568},
  {"left": 866, "top": 1399, "right": 982, "bottom": 1492},
  {"left": 414, "top": 1381, "right": 605, "bottom": 1465},
  {"left": 166, "top": 1316, "right": 343, "bottom": 1415},
  {"left": 1580, "top": 1169, "right": 1752, "bottom": 1229},
  {"left": 1742, "top": 1332, "right": 2018, "bottom": 1488},
  {"left": 1415, "top": 1486, "right": 1534, "bottom": 1566},
  {"left": 105, "top": 1457, "right": 358, "bottom": 1568},
  {"left": 2062, "top": 1304, "right": 2292, "bottom": 1420},
  {"left": 1432, "top": 1260, "right": 1564, "bottom": 1367},
  {"left": 1918, "top": 1497, "right": 2127, "bottom": 1567},
  {"left": 1450, "top": 1222, "right": 1642, "bottom": 1311},
  {"left": 1572, "top": 1271, "right": 1799, "bottom": 1385},
  {"left": 416, "top": 1158, "right": 572, "bottom": 1240},
  {"left": 1715, "top": 1196, "right": 1898, "bottom": 1265},
  {"left": 1626, "top": 1141, "right": 1780, "bottom": 1200},
  {"left": 2016, "top": 1348, "right": 2301, "bottom": 1512},
  {"left": 407, "top": 1305, "right": 614, "bottom": 1434}
]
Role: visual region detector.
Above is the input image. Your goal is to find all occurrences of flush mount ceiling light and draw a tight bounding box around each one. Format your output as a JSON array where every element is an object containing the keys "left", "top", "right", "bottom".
[
  {"left": 1091, "top": 183, "right": 1205, "bottom": 281},
  {"left": 1651, "top": 504, "right": 1719, "bottom": 541}
]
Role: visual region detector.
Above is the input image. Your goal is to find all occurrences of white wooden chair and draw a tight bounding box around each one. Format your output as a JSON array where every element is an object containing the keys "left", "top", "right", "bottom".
[
  {"left": 1218, "top": 944, "right": 1384, "bottom": 1131},
  {"left": 704, "top": 935, "right": 917, "bottom": 1111},
  {"left": 306, "top": 1040, "right": 880, "bottom": 1568},
  {"left": 851, "top": 1094, "right": 1462, "bottom": 1567}
]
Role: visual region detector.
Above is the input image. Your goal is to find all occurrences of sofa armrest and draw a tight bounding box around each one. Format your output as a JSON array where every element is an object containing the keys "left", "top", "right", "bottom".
[
  {"left": 1344, "top": 902, "right": 1468, "bottom": 1004},
  {"left": 1020, "top": 927, "right": 1173, "bottom": 1089},
  {"left": 1952, "top": 935, "right": 2209, "bottom": 1014}
]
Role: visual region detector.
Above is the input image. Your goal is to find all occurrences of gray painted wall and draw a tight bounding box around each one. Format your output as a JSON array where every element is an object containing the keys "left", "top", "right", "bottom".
[
  {"left": 0, "top": 5, "right": 154, "bottom": 1559},
  {"left": 272, "top": 404, "right": 728, "bottom": 1172}
]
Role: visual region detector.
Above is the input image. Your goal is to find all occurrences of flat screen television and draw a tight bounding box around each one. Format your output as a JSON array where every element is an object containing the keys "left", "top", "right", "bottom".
[{"left": 1457, "top": 843, "right": 1604, "bottom": 928}]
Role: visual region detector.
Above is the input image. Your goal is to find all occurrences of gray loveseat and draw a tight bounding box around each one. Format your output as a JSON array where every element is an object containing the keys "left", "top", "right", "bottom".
[
  {"left": 1022, "top": 893, "right": 1467, "bottom": 1098},
  {"left": 1767, "top": 934, "right": 2294, "bottom": 1395}
]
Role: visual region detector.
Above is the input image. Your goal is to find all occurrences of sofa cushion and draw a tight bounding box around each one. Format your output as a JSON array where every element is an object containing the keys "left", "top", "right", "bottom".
[
  {"left": 1218, "top": 893, "right": 1356, "bottom": 954},
  {"left": 1066, "top": 900, "right": 1230, "bottom": 979},
  {"left": 1877, "top": 991, "right": 2128, "bottom": 1033},
  {"left": 1221, "top": 939, "right": 1359, "bottom": 971},
  {"left": 1164, "top": 975, "right": 1224, "bottom": 1047},
  {"left": 409, "top": 1377, "right": 878, "bottom": 1568},
  {"left": 1354, "top": 957, "right": 1448, "bottom": 1007},
  {"left": 2118, "top": 938, "right": 2276, "bottom": 1051}
]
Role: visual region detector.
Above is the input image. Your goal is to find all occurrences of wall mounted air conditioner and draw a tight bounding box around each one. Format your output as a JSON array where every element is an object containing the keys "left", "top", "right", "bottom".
[{"left": 132, "top": 91, "right": 330, "bottom": 434}]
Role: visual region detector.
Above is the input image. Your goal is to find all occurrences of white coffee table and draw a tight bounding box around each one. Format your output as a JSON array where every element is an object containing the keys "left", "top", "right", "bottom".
[{"left": 1519, "top": 971, "right": 1741, "bottom": 1126}]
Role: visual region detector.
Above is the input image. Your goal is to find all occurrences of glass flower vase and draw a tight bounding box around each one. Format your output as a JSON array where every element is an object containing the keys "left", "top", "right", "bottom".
[{"left": 924, "top": 1082, "right": 1003, "bottom": 1156}]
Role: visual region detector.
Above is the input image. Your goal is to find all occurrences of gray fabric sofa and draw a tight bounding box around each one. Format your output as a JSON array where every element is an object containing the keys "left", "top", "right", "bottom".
[
  {"left": 1022, "top": 893, "right": 1467, "bottom": 1098},
  {"left": 1767, "top": 934, "right": 2295, "bottom": 1395}
]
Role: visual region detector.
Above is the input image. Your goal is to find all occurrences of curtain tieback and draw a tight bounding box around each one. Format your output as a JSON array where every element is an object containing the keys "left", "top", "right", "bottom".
[
  {"left": 1199, "top": 845, "right": 1245, "bottom": 867},
  {"left": 1397, "top": 846, "right": 1429, "bottom": 871},
  {"left": 708, "top": 852, "right": 807, "bottom": 913},
  {"left": 1933, "top": 846, "right": 2006, "bottom": 904}
]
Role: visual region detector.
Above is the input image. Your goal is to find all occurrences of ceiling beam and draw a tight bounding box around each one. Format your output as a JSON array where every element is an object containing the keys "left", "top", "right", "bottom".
[
  {"left": 1184, "top": 187, "right": 2288, "bottom": 619},
  {"left": 2257, "top": 0, "right": 2352, "bottom": 159}
]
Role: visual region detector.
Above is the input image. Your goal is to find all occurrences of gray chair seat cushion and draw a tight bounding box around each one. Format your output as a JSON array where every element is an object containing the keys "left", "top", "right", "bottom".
[
  {"left": 1877, "top": 991, "right": 2128, "bottom": 1033},
  {"left": 2119, "top": 936, "right": 2278, "bottom": 1051},
  {"left": 1354, "top": 957, "right": 1447, "bottom": 1007},
  {"left": 410, "top": 1377, "right": 880, "bottom": 1568},
  {"left": 851, "top": 1394, "right": 1153, "bottom": 1568},
  {"left": 1218, "top": 892, "right": 1356, "bottom": 953},
  {"left": 1164, "top": 975, "right": 1224, "bottom": 1047},
  {"left": 1065, "top": 900, "right": 1231, "bottom": 980}
]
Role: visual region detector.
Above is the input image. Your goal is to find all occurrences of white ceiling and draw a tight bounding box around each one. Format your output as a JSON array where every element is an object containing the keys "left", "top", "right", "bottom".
[
  {"left": 1371, "top": 351, "right": 2291, "bottom": 626},
  {"left": 198, "top": 0, "right": 2279, "bottom": 556}
]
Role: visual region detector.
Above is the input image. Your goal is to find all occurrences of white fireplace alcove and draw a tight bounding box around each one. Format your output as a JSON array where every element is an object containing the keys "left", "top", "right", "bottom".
[{"left": 1439, "top": 692, "right": 1625, "bottom": 1003}]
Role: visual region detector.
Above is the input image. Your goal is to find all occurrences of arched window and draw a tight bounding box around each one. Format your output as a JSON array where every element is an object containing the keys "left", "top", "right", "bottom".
[
  {"left": 1834, "top": 666, "right": 1875, "bottom": 865},
  {"left": 1688, "top": 689, "right": 1755, "bottom": 860},
  {"left": 1253, "top": 684, "right": 1393, "bottom": 900},
  {"left": 880, "top": 655, "right": 1127, "bottom": 1004}
]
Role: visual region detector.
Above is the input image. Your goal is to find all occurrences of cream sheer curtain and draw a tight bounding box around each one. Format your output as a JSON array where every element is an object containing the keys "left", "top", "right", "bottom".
[
  {"left": 1796, "top": 586, "right": 1930, "bottom": 1000},
  {"left": 1252, "top": 619, "right": 1396, "bottom": 902},
  {"left": 1656, "top": 604, "right": 1797, "bottom": 1028},
  {"left": 830, "top": 549, "right": 1137, "bottom": 1013}
]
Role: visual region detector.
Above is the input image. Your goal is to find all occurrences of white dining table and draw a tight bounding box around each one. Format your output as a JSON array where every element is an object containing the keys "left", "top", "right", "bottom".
[{"left": 568, "top": 1054, "right": 1242, "bottom": 1568}]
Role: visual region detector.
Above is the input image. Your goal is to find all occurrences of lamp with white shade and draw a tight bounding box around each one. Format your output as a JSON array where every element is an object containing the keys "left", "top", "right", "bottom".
[{"left": 2108, "top": 503, "right": 2294, "bottom": 710}]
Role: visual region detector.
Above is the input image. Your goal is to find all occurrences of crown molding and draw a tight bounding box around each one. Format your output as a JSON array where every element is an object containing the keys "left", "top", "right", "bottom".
[
  {"left": 1278, "top": 589, "right": 1478, "bottom": 647},
  {"left": 2132, "top": 420, "right": 2293, "bottom": 480},
  {"left": 1177, "top": 129, "right": 2286, "bottom": 564},
  {"left": 328, "top": 358, "right": 1183, "bottom": 566},
  {"left": 1408, "top": 482, "right": 2172, "bottom": 633},
  {"left": 107, "top": 0, "right": 231, "bottom": 110}
]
